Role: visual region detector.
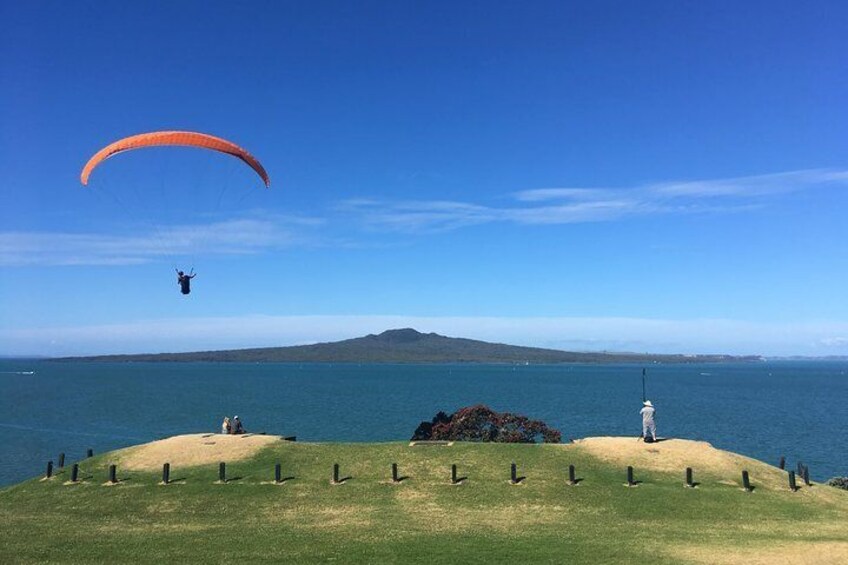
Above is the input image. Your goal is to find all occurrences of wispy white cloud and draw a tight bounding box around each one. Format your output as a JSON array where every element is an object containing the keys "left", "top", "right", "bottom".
[
  {"left": 0, "top": 214, "right": 323, "bottom": 266},
  {"left": 346, "top": 168, "right": 848, "bottom": 233},
  {"left": 819, "top": 336, "right": 848, "bottom": 348},
  {"left": 6, "top": 168, "right": 847, "bottom": 263},
  {"left": 338, "top": 200, "right": 498, "bottom": 233},
  {"left": 514, "top": 188, "right": 614, "bottom": 202},
  {"left": 646, "top": 169, "right": 844, "bottom": 198},
  {"left": 4, "top": 314, "right": 848, "bottom": 357}
]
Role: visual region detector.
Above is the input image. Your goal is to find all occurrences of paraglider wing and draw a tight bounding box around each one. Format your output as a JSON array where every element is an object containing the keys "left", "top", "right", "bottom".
[{"left": 80, "top": 131, "right": 271, "bottom": 187}]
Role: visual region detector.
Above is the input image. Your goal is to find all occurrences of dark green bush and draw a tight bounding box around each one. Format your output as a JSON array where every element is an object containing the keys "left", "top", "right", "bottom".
[{"left": 826, "top": 477, "right": 848, "bottom": 490}]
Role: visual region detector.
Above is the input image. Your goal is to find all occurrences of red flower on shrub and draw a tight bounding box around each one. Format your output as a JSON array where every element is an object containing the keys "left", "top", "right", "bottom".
[{"left": 411, "top": 405, "right": 561, "bottom": 443}]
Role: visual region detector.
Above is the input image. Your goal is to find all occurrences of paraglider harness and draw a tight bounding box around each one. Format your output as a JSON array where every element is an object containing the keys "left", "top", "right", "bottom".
[{"left": 177, "top": 268, "right": 195, "bottom": 295}]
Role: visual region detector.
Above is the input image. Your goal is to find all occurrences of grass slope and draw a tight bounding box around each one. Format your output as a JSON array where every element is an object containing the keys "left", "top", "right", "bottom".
[{"left": 1, "top": 437, "right": 846, "bottom": 564}]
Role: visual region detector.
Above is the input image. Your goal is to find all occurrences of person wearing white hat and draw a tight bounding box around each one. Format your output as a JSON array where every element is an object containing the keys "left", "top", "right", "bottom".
[{"left": 639, "top": 400, "right": 657, "bottom": 442}]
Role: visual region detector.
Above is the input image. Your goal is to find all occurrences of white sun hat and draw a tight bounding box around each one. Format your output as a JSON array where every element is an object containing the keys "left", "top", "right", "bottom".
[{"left": 643, "top": 400, "right": 653, "bottom": 407}]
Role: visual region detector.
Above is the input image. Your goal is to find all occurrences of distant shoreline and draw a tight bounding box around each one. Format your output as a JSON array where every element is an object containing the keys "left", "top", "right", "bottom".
[
  {"left": 48, "top": 328, "right": 764, "bottom": 364},
  {"left": 50, "top": 356, "right": 764, "bottom": 364}
]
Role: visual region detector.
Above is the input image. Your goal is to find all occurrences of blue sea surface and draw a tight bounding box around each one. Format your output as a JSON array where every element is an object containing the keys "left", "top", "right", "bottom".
[{"left": 1, "top": 360, "right": 846, "bottom": 486}]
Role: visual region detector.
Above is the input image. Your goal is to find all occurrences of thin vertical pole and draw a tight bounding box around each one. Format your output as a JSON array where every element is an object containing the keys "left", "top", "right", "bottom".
[
  {"left": 275, "top": 463, "right": 282, "bottom": 484},
  {"left": 391, "top": 463, "right": 398, "bottom": 483},
  {"left": 108, "top": 464, "right": 117, "bottom": 484},
  {"left": 627, "top": 466, "right": 634, "bottom": 486},
  {"left": 568, "top": 464, "right": 576, "bottom": 485},
  {"left": 788, "top": 471, "right": 797, "bottom": 492},
  {"left": 71, "top": 463, "right": 79, "bottom": 483},
  {"left": 451, "top": 464, "right": 458, "bottom": 485},
  {"left": 742, "top": 470, "right": 752, "bottom": 492},
  {"left": 46, "top": 461, "right": 54, "bottom": 479},
  {"left": 58, "top": 453, "right": 65, "bottom": 468},
  {"left": 333, "top": 463, "right": 339, "bottom": 484},
  {"left": 686, "top": 467, "right": 694, "bottom": 488},
  {"left": 510, "top": 463, "right": 517, "bottom": 484},
  {"left": 219, "top": 462, "right": 226, "bottom": 483},
  {"left": 162, "top": 463, "right": 170, "bottom": 485}
]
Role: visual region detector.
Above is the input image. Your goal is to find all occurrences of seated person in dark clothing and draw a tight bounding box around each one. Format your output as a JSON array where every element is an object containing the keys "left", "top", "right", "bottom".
[
  {"left": 176, "top": 269, "right": 196, "bottom": 295},
  {"left": 232, "top": 416, "right": 245, "bottom": 434}
]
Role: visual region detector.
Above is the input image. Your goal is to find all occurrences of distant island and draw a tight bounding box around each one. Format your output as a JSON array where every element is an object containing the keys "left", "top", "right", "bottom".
[{"left": 56, "top": 328, "right": 762, "bottom": 364}]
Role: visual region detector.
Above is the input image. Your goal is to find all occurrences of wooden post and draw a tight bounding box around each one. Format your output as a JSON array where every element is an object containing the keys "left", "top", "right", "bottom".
[
  {"left": 788, "top": 470, "right": 798, "bottom": 492},
  {"left": 333, "top": 463, "right": 339, "bottom": 484},
  {"left": 87, "top": 448, "right": 94, "bottom": 458},
  {"left": 219, "top": 462, "right": 226, "bottom": 483},
  {"left": 46, "top": 461, "right": 53, "bottom": 479},
  {"left": 803, "top": 466, "right": 811, "bottom": 486},
  {"left": 108, "top": 464, "right": 117, "bottom": 484},
  {"left": 686, "top": 467, "right": 694, "bottom": 488},
  {"left": 58, "top": 453, "right": 65, "bottom": 468},
  {"left": 627, "top": 466, "right": 634, "bottom": 486},
  {"left": 742, "top": 470, "right": 752, "bottom": 492},
  {"left": 568, "top": 464, "right": 576, "bottom": 485},
  {"left": 71, "top": 463, "right": 79, "bottom": 483},
  {"left": 275, "top": 463, "right": 282, "bottom": 484},
  {"left": 162, "top": 463, "right": 170, "bottom": 485},
  {"left": 797, "top": 462, "right": 803, "bottom": 477},
  {"left": 778, "top": 456, "right": 785, "bottom": 470},
  {"left": 391, "top": 463, "right": 399, "bottom": 483},
  {"left": 510, "top": 463, "right": 517, "bottom": 484},
  {"left": 451, "top": 464, "right": 458, "bottom": 485}
]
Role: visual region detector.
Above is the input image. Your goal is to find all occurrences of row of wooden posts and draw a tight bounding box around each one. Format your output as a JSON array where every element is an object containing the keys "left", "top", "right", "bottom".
[
  {"left": 778, "top": 456, "right": 812, "bottom": 491},
  {"left": 43, "top": 455, "right": 813, "bottom": 492}
]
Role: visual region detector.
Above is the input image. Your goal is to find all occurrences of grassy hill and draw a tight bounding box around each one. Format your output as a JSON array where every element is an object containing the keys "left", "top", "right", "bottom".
[
  {"left": 58, "top": 328, "right": 762, "bottom": 363},
  {"left": 1, "top": 434, "right": 845, "bottom": 563}
]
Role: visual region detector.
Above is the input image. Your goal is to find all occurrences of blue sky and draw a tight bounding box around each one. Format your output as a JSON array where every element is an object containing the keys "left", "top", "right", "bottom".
[{"left": 2, "top": 1, "right": 848, "bottom": 356}]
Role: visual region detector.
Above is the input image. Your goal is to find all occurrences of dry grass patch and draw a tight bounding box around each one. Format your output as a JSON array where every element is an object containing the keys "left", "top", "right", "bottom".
[
  {"left": 115, "top": 433, "right": 284, "bottom": 471},
  {"left": 670, "top": 541, "right": 848, "bottom": 564},
  {"left": 261, "top": 504, "right": 374, "bottom": 530},
  {"left": 573, "top": 437, "right": 790, "bottom": 490}
]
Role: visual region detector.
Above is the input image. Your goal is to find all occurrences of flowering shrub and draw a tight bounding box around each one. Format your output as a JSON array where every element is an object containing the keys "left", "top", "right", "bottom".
[{"left": 411, "top": 404, "right": 561, "bottom": 443}]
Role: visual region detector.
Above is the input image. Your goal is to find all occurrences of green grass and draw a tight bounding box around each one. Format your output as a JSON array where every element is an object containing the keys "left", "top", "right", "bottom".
[{"left": 2, "top": 441, "right": 846, "bottom": 564}]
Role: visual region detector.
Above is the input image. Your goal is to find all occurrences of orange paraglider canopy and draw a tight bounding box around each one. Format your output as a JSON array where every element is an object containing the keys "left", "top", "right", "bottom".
[{"left": 80, "top": 131, "right": 270, "bottom": 187}]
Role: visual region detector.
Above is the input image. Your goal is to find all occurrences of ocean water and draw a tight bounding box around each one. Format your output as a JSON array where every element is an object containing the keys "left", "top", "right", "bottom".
[{"left": 0, "top": 360, "right": 846, "bottom": 486}]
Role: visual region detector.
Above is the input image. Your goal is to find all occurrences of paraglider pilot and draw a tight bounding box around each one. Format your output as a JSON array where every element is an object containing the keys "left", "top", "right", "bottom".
[{"left": 176, "top": 269, "right": 196, "bottom": 295}]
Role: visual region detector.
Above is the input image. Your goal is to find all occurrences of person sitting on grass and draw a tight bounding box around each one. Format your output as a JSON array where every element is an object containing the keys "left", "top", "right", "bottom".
[
  {"left": 221, "top": 417, "right": 231, "bottom": 435},
  {"left": 232, "top": 415, "right": 245, "bottom": 435},
  {"left": 640, "top": 400, "right": 657, "bottom": 442}
]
